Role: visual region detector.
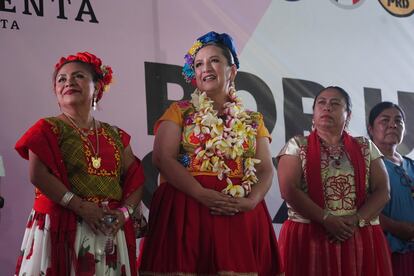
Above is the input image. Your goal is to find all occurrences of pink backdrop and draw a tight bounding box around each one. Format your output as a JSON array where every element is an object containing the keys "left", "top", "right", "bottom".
[
  {"left": 0, "top": 1, "right": 271, "bottom": 274},
  {"left": 2, "top": 1, "right": 414, "bottom": 275}
]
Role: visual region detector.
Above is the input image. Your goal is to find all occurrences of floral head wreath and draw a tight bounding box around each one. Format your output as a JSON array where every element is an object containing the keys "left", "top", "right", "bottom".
[
  {"left": 182, "top": 31, "right": 240, "bottom": 86},
  {"left": 54, "top": 51, "right": 113, "bottom": 101}
]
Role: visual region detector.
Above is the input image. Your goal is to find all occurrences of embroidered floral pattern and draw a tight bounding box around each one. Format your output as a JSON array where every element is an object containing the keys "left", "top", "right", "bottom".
[
  {"left": 83, "top": 127, "right": 121, "bottom": 177},
  {"left": 324, "top": 174, "right": 355, "bottom": 211},
  {"left": 298, "top": 144, "right": 308, "bottom": 179},
  {"left": 76, "top": 237, "right": 96, "bottom": 276},
  {"left": 295, "top": 136, "right": 372, "bottom": 213},
  {"left": 320, "top": 150, "right": 330, "bottom": 170}
]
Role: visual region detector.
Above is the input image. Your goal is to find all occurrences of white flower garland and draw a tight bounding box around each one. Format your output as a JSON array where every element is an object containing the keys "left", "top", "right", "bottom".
[{"left": 190, "top": 87, "right": 261, "bottom": 197}]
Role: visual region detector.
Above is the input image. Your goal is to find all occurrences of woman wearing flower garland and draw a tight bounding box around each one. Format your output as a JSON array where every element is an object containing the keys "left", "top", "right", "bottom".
[
  {"left": 139, "top": 31, "right": 282, "bottom": 275},
  {"left": 14, "top": 52, "right": 145, "bottom": 275},
  {"left": 368, "top": 102, "right": 414, "bottom": 276},
  {"left": 277, "top": 86, "right": 393, "bottom": 276}
]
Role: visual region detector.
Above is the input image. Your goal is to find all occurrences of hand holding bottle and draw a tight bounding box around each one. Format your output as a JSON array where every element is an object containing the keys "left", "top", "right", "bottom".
[{"left": 100, "top": 201, "right": 116, "bottom": 255}]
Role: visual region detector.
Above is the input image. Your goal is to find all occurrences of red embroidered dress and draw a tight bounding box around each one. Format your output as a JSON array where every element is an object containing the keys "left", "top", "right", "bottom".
[
  {"left": 139, "top": 101, "right": 282, "bottom": 276},
  {"left": 15, "top": 118, "right": 144, "bottom": 276},
  {"left": 277, "top": 134, "right": 393, "bottom": 276}
]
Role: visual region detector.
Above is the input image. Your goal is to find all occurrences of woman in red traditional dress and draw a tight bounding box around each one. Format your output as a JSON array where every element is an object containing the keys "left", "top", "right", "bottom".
[
  {"left": 277, "top": 86, "right": 393, "bottom": 276},
  {"left": 14, "top": 52, "right": 145, "bottom": 276},
  {"left": 139, "top": 31, "right": 283, "bottom": 275}
]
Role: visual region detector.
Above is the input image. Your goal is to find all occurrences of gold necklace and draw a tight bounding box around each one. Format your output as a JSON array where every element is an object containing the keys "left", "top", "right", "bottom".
[{"left": 63, "top": 113, "right": 102, "bottom": 169}]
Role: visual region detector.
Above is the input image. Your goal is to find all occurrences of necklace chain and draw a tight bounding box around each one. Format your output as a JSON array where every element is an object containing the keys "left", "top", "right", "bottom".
[
  {"left": 63, "top": 113, "right": 101, "bottom": 169},
  {"left": 321, "top": 139, "right": 344, "bottom": 167}
]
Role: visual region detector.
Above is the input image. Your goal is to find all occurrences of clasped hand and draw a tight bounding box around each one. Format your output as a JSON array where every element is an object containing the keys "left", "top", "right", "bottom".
[
  {"left": 323, "top": 214, "right": 357, "bottom": 243},
  {"left": 77, "top": 201, "right": 125, "bottom": 235},
  {"left": 197, "top": 188, "right": 258, "bottom": 216},
  {"left": 100, "top": 208, "right": 126, "bottom": 236}
]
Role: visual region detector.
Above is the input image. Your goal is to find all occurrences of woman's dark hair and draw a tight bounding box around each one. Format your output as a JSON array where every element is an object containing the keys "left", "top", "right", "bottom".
[
  {"left": 367, "top": 101, "right": 406, "bottom": 139},
  {"left": 201, "top": 41, "right": 235, "bottom": 67},
  {"left": 312, "top": 86, "right": 352, "bottom": 113}
]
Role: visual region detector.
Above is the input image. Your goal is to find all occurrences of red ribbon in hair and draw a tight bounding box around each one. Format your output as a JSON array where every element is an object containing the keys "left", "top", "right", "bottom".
[{"left": 55, "top": 52, "right": 113, "bottom": 101}]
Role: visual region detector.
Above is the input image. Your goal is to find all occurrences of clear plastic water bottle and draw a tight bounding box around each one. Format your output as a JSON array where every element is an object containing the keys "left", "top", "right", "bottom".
[{"left": 101, "top": 201, "right": 116, "bottom": 255}]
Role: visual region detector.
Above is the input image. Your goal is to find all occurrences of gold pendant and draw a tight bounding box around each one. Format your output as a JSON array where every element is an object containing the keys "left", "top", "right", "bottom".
[{"left": 92, "top": 156, "right": 101, "bottom": 169}]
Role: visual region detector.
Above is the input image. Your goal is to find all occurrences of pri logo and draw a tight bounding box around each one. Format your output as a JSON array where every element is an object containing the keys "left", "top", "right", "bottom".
[
  {"left": 330, "top": 0, "right": 366, "bottom": 9},
  {"left": 378, "top": 0, "right": 414, "bottom": 17}
]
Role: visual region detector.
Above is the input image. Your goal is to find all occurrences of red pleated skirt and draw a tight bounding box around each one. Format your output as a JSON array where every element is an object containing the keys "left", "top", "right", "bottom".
[
  {"left": 279, "top": 220, "right": 393, "bottom": 276},
  {"left": 139, "top": 175, "right": 283, "bottom": 276},
  {"left": 392, "top": 251, "right": 414, "bottom": 276}
]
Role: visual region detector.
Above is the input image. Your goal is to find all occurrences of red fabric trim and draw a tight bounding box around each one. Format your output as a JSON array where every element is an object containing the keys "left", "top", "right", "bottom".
[
  {"left": 121, "top": 157, "right": 145, "bottom": 276},
  {"left": 105, "top": 200, "right": 138, "bottom": 276},
  {"left": 392, "top": 251, "right": 414, "bottom": 275},
  {"left": 15, "top": 118, "right": 143, "bottom": 275},
  {"left": 122, "top": 157, "right": 145, "bottom": 200},
  {"left": 140, "top": 176, "right": 282, "bottom": 274},
  {"left": 279, "top": 220, "right": 393, "bottom": 275},
  {"left": 15, "top": 119, "right": 77, "bottom": 275},
  {"left": 16, "top": 119, "right": 68, "bottom": 180},
  {"left": 33, "top": 194, "right": 56, "bottom": 214},
  {"left": 117, "top": 127, "right": 131, "bottom": 149},
  {"left": 306, "top": 131, "right": 366, "bottom": 208},
  {"left": 123, "top": 219, "right": 137, "bottom": 275}
]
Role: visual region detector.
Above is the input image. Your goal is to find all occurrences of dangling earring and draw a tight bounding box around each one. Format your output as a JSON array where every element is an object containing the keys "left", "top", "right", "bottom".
[{"left": 92, "top": 93, "right": 97, "bottom": 111}]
